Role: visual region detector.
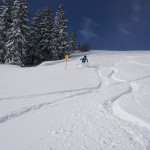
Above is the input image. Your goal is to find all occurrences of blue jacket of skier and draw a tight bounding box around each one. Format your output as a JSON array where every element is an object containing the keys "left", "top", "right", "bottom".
[{"left": 80, "top": 55, "right": 88, "bottom": 63}]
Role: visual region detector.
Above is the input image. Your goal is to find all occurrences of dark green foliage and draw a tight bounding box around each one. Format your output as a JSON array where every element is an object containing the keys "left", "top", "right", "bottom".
[
  {"left": 40, "top": 7, "right": 53, "bottom": 61},
  {"left": 5, "top": 0, "right": 30, "bottom": 66},
  {"left": 69, "top": 30, "right": 78, "bottom": 54},
  {"left": 0, "top": 1, "right": 78, "bottom": 66},
  {"left": 30, "top": 10, "right": 43, "bottom": 65},
  {"left": 52, "top": 4, "right": 69, "bottom": 60},
  {"left": 0, "top": 0, "right": 13, "bottom": 63}
]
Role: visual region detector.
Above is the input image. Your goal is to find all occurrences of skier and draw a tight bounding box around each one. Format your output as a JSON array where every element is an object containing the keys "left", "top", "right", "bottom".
[{"left": 80, "top": 55, "right": 88, "bottom": 63}]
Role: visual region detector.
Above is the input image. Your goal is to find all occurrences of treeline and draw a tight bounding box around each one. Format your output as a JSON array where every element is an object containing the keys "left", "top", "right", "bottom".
[{"left": 0, "top": 0, "right": 78, "bottom": 66}]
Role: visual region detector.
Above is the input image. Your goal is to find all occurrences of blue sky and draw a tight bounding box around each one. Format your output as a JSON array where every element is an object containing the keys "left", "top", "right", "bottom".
[{"left": 28, "top": 0, "right": 150, "bottom": 50}]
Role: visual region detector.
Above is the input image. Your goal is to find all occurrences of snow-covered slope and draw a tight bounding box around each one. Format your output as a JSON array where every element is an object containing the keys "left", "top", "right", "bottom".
[{"left": 0, "top": 51, "right": 150, "bottom": 150}]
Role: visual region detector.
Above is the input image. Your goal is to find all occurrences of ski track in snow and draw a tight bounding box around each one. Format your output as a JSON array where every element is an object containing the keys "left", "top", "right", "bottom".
[
  {"left": 0, "top": 67, "right": 101, "bottom": 124},
  {"left": 1, "top": 53, "right": 150, "bottom": 150},
  {"left": 130, "top": 60, "right": 150, "bottom": 67},
  {"left": 0, "top": 90, "right": 93, "bottom": 124},
  {"left": 23, "top": 64, "right": 150, "bottom": 150},
  {"left": 101, "top": 62, "right": 150, "bottom": 130},
  {"left": 0, "top": 69, "right": 101, "bottom": 102}
]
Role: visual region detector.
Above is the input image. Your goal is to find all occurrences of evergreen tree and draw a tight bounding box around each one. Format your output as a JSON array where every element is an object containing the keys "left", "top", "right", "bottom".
[
  {"left": 0, "top": 5, "right": 5, "bottom": 63},
  {"left": 0, "top": 1, "right": 77, "bottom": 66},
  {"left": 30, "top": 10, "right": 43, "bottom": 65},
  {"left": 21, "top": 0, "right": 31, "bottom": 65},
  {"left": 52, "top": 4, "right": 68, "bottom": 60},
  {"left": 69, "top": 30, "right": 78, "bottom": 54},
  {"left": 40, "top": 7, "right": 53, "bottom": 61},
  {"left": 0, "top": 0, "right": 13, "bottom": 63},
  {"left": 5, "top": 0, "right": 30, "bottom": 66}
]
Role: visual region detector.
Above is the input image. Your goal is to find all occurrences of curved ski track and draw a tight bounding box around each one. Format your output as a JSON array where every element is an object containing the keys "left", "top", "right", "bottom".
[
  {"left": 0, "top": 67, "right": 101, "bottom": 124},
  {"left": 1, "top": 61, "right": 150, "bottom": 150}
]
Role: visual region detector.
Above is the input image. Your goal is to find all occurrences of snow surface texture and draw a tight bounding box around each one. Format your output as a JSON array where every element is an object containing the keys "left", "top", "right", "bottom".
[{"left": 1, "top": 51, "right": 150, "bottom": 150}]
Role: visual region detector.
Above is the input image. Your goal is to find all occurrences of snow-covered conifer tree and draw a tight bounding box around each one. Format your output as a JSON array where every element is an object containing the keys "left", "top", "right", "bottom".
[
  {"left": 52, "top": 4, "right": 69, "bottom": 60},
  {"left": 5, "top": 0, "right": 30, "bottom": 66},
  {"left": 0, "top": 5, "right": 5, "bottom": 63},
  {"left": 69, "top": 30, "right": 78, "bottom": 54},
  {"left": 40, "top": 7, "right": 53, "bottom": 61},
  {"left": 30, "top": 10, "right": 43, "bottom": 65},
  {"left": 0, "top": 0, "right": 13, "bottom": 63}
]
